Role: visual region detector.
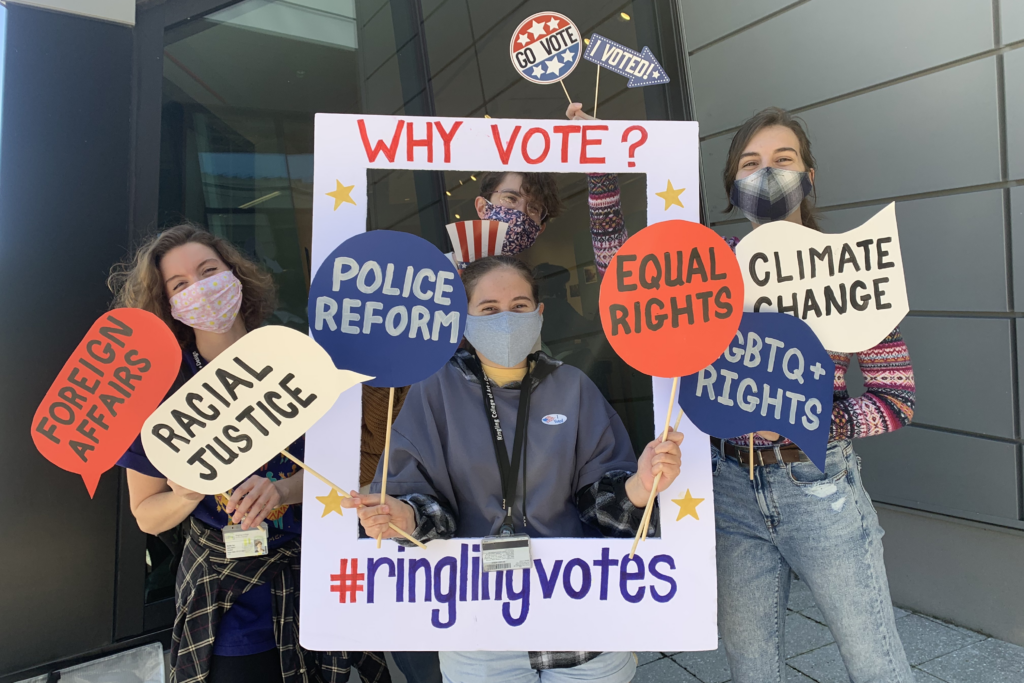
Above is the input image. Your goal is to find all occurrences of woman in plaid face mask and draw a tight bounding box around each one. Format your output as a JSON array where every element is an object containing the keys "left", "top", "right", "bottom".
[{"left": 710, "top": 109, "right": 917, "bottom": 683}]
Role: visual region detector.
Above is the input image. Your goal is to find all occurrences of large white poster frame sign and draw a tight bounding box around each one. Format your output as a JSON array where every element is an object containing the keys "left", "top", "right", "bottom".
[{"left": 301, "top": 113, "right": 715, "bottom": 652}]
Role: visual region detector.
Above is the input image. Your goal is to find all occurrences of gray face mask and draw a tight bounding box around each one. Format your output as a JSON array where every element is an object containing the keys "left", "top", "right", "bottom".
[{"left": 464, "top": 308, "right": 543, "bottom": 367}]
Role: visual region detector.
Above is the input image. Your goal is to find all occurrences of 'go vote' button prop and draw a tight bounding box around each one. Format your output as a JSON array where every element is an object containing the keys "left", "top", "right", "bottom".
[
  {"left": 310, "top": 230, "right": 467, "bottom": 388},
  {"left": 599, "top": 220, "right": 744, "bottom": 378},
  {"left": 32, "top": 309, "right": 181, "bottom": 497},
  {"left": 678, "top": 312, "right": 835, "bottom": 471},
  {"left": 510, "top": 12, "right": 581, "bottom": 85},
  {"left": 142, "top": 326, "right": 370, "bottom": 495}
]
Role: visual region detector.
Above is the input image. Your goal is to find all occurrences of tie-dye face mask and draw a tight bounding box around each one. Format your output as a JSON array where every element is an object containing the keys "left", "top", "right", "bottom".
[{"left": 169, "top": 270, "right": 243, "bottom": 334}]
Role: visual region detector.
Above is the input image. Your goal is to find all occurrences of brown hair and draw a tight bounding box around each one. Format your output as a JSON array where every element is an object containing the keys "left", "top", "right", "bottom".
[
  {"left": 461, "top": 255, "right": 539, "bottom": 304},
  {"left": 107, "top": 223, "right": 278, "bottom": 347},
  {"left": 723, "top": 107, "right": 820, "bottom": 231},
  {"left": 477, "top": 171, "right": 564, "bottom": 223}
]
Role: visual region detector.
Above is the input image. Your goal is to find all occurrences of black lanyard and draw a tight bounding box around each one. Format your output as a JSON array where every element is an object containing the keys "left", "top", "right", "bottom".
[{"left": 469, "top": 355, "right": 533, "bottom": 536}]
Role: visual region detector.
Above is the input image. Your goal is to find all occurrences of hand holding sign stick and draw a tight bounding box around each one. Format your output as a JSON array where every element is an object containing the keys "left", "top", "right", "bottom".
[
  {"left": 635, "top": 404, "right": 689, "bottom": 543},
  {"left": 631, "top": 376, "right": 679, "bottom": 558},
  {"left": 600, "top": 219, "right": 745, "bottom": 557},
  {"left": 279, "top": 447, "right": 425, "bottom": 549},
  {"left": 308, "top": 230, "right": 467, "bottom": 551}
]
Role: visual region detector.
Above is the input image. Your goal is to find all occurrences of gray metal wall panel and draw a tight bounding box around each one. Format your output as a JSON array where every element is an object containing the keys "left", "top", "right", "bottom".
[
  {"left": 1003, "top": 0, "right": 1024, "bottom": 44},
  {"left": 1015, "top": 186, "right": 1024, "bottom": 309},
  {"left": 878, "top": 506, "right": 1024, "bottom": 646},
  {"left": 1018, "top": 319, "right": 1024, "bottom": 444},
  {"left": 678, "top": 0, "right": 793, "bottom": 51},
  {"left": 689, "top": 0, "right": 993, "bottom": 136},
  {"left": 858, "top": 427, "right": 1019, "bottom": 520},
  {"left": 1006, "top": 47, "right": 1024, "bottom": 180},
  {"left": 821, "top": 192, "right": 1008, "bottom": 312},
  {"left": 900, "top": 316, "right": 1015, "bottom": 438},
  {"left": 702, "top": 58, "right": 1002, "bottom": 224},
  {"left": 700, "top": 133, "right": 738, "bottom": 224},
  {"left": 798, "top": 57, "right": 1001, "bottom": 207}
]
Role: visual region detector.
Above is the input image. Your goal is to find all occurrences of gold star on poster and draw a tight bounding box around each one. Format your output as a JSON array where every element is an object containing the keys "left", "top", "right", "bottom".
[
  {"left": 326, "top": 180, "right": 356, "bottom": 210},
  {"left": 672, "top": 489, "right": 704, "bottom": 521},
  {"left": 656, "top": 180, "right": 685, "bottom": 210},
  {"left": 317, "top": 488, "right": 346, "bottom": 517}
]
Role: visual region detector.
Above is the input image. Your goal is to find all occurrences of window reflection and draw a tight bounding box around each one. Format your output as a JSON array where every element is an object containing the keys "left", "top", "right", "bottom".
[{"left": 156, "top": 2, "right": 680, "bottom": 566}]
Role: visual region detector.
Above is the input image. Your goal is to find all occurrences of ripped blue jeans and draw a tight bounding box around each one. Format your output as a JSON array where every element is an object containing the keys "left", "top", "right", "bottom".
[{"left": 712, "top": 439, "right": 913, "bottom": 683}]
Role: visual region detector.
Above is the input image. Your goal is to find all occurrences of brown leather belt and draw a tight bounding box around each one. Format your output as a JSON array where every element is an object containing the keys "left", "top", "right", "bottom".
[{"left": 714, "top": 438, "right": 810, "bottom": 466}]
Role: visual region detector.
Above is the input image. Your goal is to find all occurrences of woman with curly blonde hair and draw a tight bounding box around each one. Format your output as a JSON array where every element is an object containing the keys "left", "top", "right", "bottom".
[{"left": 111, "top": 224, "right": 389, "bottom": 683}]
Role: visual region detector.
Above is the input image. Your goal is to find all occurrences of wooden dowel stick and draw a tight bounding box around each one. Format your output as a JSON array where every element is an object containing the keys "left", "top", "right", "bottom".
[
  {"left": 673, "top": 406, "right": 684, "bottom": 432},
  {"left": 594, "top": 66, "right": 600, "bottom": 118},
  {"left": 630, "top": 377, "right": 680, "bottom": 558},
  {"left": 560, "top": 80, "right": 573, "bottom": 105},
  {"left": 749, "top": 434, "right": 754, "bottom": 481},
  {"left": 377, "top": 386, "right": 397, "bottom": 548},
  {"left": 279, "top": 450, "right": 426, "bottom": 550}
]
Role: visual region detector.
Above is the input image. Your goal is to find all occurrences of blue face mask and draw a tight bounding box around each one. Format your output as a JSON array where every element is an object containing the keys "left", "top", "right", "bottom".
[{"left": 464, "top": 308, "right": 543, "bottom": 367}]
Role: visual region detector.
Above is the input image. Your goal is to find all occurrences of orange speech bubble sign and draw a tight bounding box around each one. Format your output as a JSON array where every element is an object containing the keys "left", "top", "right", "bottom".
[
  {"left": 31, "top": 309, "right": 181, "bottom": 497},
  {"left": 599, "top": 220, "right": 744, "bottom": 378}
]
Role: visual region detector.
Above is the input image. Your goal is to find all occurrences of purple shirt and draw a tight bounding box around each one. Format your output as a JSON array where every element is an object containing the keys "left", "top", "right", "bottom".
[{"left": 118, "top": 346, "right": 304, "bottom": 656}]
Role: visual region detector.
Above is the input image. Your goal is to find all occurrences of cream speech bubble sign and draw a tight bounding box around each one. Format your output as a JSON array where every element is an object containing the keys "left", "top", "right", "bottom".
[
  {"left": 142, "top": 325, "right": 371, "bottom": 494},
  {"left": 735, "top": 202, "right": 908, "bottom": 353}
]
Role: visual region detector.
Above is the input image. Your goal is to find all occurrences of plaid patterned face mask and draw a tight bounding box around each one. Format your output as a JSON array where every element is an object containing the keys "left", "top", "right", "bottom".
[{"left": 730, "top": 166, "right": 813, "bottom": 224}]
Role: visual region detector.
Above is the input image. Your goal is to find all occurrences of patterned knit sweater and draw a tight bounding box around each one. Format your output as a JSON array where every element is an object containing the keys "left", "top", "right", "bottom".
[
  {"left": 588, "top": 173, "right": 630, "bottom": 276},
  {"left": 719, "top": 235, "right": 916, "bottom": 447}
]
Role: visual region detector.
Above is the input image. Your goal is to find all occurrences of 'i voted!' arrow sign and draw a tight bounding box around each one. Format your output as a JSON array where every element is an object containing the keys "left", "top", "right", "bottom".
[{"left": 583, "top": 33, "right": 669, "bottom": 88}]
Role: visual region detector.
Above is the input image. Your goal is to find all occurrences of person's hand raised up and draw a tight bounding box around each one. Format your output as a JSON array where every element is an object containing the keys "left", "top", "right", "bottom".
[{"left": 566, "top": 102, "right": 596, "bottom": 121}]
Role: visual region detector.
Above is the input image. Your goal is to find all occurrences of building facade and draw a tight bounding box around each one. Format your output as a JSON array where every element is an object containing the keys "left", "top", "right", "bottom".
[{"left": 0, "top": 0, "right": 1021, "bottom": 678}]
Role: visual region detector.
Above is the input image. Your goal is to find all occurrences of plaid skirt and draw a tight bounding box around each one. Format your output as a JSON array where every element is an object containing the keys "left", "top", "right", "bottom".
[{"left": 170, "top": 517, "right": 390, "bottom": 683}]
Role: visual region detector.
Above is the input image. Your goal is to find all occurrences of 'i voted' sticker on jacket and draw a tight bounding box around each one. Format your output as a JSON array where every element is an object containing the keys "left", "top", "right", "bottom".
[{"left": 541, "top": 414, "right": 567, "bottom": 425}]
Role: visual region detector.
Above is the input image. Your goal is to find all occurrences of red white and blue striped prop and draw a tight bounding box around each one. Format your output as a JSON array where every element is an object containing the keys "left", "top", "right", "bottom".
[{"left": 446, "top": 220, "right": 509, "bottom": 265}]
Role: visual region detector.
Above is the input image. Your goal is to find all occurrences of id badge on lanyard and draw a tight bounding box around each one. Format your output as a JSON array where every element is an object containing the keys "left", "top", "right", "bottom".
[
  {"left": 223, "top": 522, "right": 269, "bottom": 559},
  {"left": 198, "top": 348, "right": 272, "bottom": 561},
  {"left": 472, "top": 357, "right": 535, "bottom": 572},
  {"left": 481, "top": 533, "right": 531, "bottom": 572}
]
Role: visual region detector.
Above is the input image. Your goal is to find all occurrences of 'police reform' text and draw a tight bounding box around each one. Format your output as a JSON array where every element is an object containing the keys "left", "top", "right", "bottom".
[{"left": 314, "top": 257, "right": 461, "bottom": 343}]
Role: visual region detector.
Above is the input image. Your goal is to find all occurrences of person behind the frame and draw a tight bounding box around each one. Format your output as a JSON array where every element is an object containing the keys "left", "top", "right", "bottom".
[
  {"left": 343, "top": 255, "right": 684, "bottom": 683},
  {"left": 714, "top": 108, "right": 916, "bottom": 682},
  {"left": 110, "top": 224, "right": 389, "bottom": 683}
]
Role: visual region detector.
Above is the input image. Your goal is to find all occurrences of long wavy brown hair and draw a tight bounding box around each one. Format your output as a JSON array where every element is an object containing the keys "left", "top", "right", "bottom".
[
  {"left": 108, "top": 224, "right": 277, "bottom": 347},
  {"left": 723, "top": 107, "right": 821, "bottom": 231}
]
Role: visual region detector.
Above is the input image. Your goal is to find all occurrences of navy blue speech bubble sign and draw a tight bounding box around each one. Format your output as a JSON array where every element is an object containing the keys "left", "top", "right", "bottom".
[
  {"left": 678, "top": 312, "right": 835, "bottom": 471},
  {"left": 308, "top": 231, "right": 467, "bottom": 388}
]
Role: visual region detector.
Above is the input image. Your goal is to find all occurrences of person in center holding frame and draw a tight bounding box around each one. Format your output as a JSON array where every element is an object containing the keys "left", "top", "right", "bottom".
[
  {"left": 713, "top": 109, "right": 916, "bottom": 683},
  {"left": 342, "top": 255, "right": 684, "bottom": 683}
]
